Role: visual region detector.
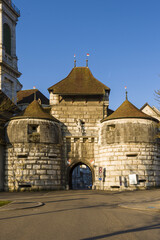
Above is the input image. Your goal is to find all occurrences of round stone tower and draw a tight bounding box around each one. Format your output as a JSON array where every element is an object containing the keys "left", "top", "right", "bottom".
[
  {"left": 5, "top": 100, "right": 64, "bottom": 191},
  {"left": 97, "top": 98, "right": 160, "bottom": 190}
]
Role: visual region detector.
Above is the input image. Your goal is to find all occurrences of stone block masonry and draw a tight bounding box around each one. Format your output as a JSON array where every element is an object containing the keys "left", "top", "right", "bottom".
[
  {"left": 95, "top": 118, "right": 160, "bottom": 190},
  {"left": 97, "top": 143, "right": 160, "bottom": 190},
  {"left": 5, "top": 143, "right": 65, "bottom": 191},
  {"left": 51, "top": 98, "right": 104, "bottom": 137},
  {"left": 0, "top": 145, "right": 4, "bottom": 191}
]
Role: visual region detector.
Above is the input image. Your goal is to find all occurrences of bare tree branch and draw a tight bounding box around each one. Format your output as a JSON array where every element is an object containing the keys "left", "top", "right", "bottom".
[{"left": 154, "top": 90, "right": 160, "bottom": 104}]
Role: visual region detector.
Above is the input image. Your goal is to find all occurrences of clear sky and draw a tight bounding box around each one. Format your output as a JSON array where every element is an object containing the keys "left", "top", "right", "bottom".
[{"left": 14, "top": 0, "right": 160, "bottom": 111}]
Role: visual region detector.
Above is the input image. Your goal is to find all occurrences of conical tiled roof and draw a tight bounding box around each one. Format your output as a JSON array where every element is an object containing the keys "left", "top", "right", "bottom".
[
  {"left": 12, "top": 100, "right": 58, "bottom": 122},
  {"left": 101, "top": 99, "right": 159, "bottom": 122},
  {"left": 48, "top": 67, "right": 110, "bottom": 95}
]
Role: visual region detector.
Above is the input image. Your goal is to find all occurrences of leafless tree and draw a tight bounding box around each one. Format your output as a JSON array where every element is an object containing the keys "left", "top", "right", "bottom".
[{"left": 155, "top": 89, "right": 160, "bottom": 105}]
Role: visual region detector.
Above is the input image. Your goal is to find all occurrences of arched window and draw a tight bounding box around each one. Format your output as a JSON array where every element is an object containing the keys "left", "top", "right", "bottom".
[{"left": 3, "top": 23, "right": 11, "bottom": 55}]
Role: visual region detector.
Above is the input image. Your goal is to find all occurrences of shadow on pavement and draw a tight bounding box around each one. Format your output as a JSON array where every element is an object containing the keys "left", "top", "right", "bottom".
[
  {"left": 81, "top": 223, "right": 160, "bottom": 239},
  {"left": 0, "top": 202, "right": 118, "bottom": 221}
]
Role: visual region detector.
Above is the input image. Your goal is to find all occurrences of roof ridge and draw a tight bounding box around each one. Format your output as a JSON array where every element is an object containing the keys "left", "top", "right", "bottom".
[{"left": 18, "top": 89, "right": 38, "bottom": 91}]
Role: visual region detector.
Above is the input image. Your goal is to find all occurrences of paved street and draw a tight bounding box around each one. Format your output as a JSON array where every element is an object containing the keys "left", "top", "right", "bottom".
[{"left": 0, "top": 190, "right": 160, "bottom": 240}]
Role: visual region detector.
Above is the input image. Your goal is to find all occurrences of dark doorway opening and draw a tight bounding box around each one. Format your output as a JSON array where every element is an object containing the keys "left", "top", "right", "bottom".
[{"left": 69, "top": 163, "right": 92, "bottom": 190}]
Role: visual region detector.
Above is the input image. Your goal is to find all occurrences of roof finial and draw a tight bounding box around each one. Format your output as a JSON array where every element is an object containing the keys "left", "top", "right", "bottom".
[
  {"left": 86, "top": 53, "right": 89, "bottom": 67},
  {"left": 74, "top": 54, "right": 76, "bottom": 67},
  {"left": 125, "top": 86, "right": 128, "bottom": 100},
  {"left": 33, "top": 86, "right": 36, "bottom": 100}
]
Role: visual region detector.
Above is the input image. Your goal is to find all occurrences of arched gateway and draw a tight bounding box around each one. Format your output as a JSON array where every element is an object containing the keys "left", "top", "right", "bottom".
[{"left": 67, "top": 161, "right": 95, "bottom": 189}]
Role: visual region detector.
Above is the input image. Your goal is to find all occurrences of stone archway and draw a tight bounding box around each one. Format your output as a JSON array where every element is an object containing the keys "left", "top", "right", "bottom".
[{"left": 67, "top": 161, "right": 95, "bottom": 189}]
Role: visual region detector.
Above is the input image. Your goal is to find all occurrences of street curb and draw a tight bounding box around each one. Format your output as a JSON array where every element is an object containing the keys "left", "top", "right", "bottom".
[{"left": 119, "top": 203, "right": 160, "bottom": 212}]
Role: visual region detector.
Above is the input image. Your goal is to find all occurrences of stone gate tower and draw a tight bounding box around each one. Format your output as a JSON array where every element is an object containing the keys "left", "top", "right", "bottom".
[
  {"left": 0, "top": 0, "right": 22, "bottom": 103},
  {"left": 48, "top": 66, "right": 111, "bottom": 188}
]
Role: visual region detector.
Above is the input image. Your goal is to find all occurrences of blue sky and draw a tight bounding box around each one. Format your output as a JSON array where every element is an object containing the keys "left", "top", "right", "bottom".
[{"left": 14, "top": 0, "right": 160, "bottom": 110}]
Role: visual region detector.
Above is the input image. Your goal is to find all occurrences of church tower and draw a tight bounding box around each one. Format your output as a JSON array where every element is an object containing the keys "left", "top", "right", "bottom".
[{"left": 0, "top": 0, "right": 22, "bottom": 103}]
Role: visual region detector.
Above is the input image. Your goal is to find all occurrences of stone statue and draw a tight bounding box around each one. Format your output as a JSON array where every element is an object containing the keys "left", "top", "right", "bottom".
[{"left": 76, "top": 119, "right": 86, "bottom": 135}]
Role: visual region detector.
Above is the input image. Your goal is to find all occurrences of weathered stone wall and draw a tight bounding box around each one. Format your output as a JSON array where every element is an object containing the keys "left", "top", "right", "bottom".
[
  {"left": 5, "top": 143, "right": 65, "bottom": 191},
  {"left": 65, "top": 137, "right": 96, "bottom": 163},
  {"left": 0, "top": 144, "right": 4, "bottom": 191},
  {"left": 6, "top": 119, "right": 61, "bottom": 144},
  {"left": 50, "top": 96, "right": 104, "bottom": 187},
  {"left": 96, "top": 143, "right": 160, "bottom": 190},
  {"left": 50, "top": 96, "right": 105, "bottom": 137},
  {"left": 101, "top": 119, "right": 158, "bottom": 145},
  {"left": 64, "top": 137, "right": 98, "bottom": 182},
  {"left": 5, "top": 118, "right": 65, "bottom": 191},
  {"left": 95, "top": 118, "right": 160, "bottom": 190}
]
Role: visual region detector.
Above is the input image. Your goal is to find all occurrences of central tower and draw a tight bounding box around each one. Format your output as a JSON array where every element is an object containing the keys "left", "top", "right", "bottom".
[
  {"left": 48, "top": 66, "right": 110, "bottom": 189},
  {"left": 0, "top": 0, "right": 22, "bottom": 103}
]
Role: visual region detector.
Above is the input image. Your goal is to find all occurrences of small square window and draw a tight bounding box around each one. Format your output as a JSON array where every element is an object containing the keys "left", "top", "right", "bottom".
[
  {"left": 28, "top": 124, "right": 39, "bottom": 134},
  {"left": 106, "top": 124, "right": 115, "bottom": 131}
]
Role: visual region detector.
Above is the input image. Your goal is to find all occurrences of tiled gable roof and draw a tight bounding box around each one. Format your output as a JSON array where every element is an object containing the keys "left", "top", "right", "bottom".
[
  {"left": 141, "top": 103, "right": 160, "bottom": 116},
  {"left": 17, "top": 89, "right": 49, "bottom": 105},
  {"left": 48, "top": 67, "right": 110, "bottom": 95}
]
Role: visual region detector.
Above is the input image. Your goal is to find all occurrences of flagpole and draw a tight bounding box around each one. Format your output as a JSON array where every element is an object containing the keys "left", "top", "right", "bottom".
[
  {"left": 33, "top": 86, "right": 36, "bottom": 101},
  {"left": 74, "top": 54, "right": 76, "bottom": 67},
  {"left": 86, "top": 53, "right": 89, "bottom": 67},
  {"left": 125, "top": 86, "right": 128, "bottom": 100}
]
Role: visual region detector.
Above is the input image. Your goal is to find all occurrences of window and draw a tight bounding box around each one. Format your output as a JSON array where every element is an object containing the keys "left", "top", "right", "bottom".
[
  {"left": 106, "top": 124, "right": 115, "bottom": 131},
  {"left": 28, "top": 124, "right": 40, "bottom": 143},
  {"left": 28, "top": 124, "right": 39, "bottom": 134},
  {"left": 3, "top": 23, "right": 11, "bottom": 55}
]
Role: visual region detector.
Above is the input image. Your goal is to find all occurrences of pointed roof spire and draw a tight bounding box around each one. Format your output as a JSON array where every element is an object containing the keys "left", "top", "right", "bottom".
[
  {"left": 86, "top": 59, "right": 88, "bottom": 67},
  {"left": 125, "top": 86, "right": 128, "bottom": 100},
  {"left": 33, "top": 86, "right": 36, "bottom": 100},
  {"left": 86, "top": 53, "right": 89, "bottom": 67},
  {"left": 74, "top": 54, "right": 76, "bottom": 68}
]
